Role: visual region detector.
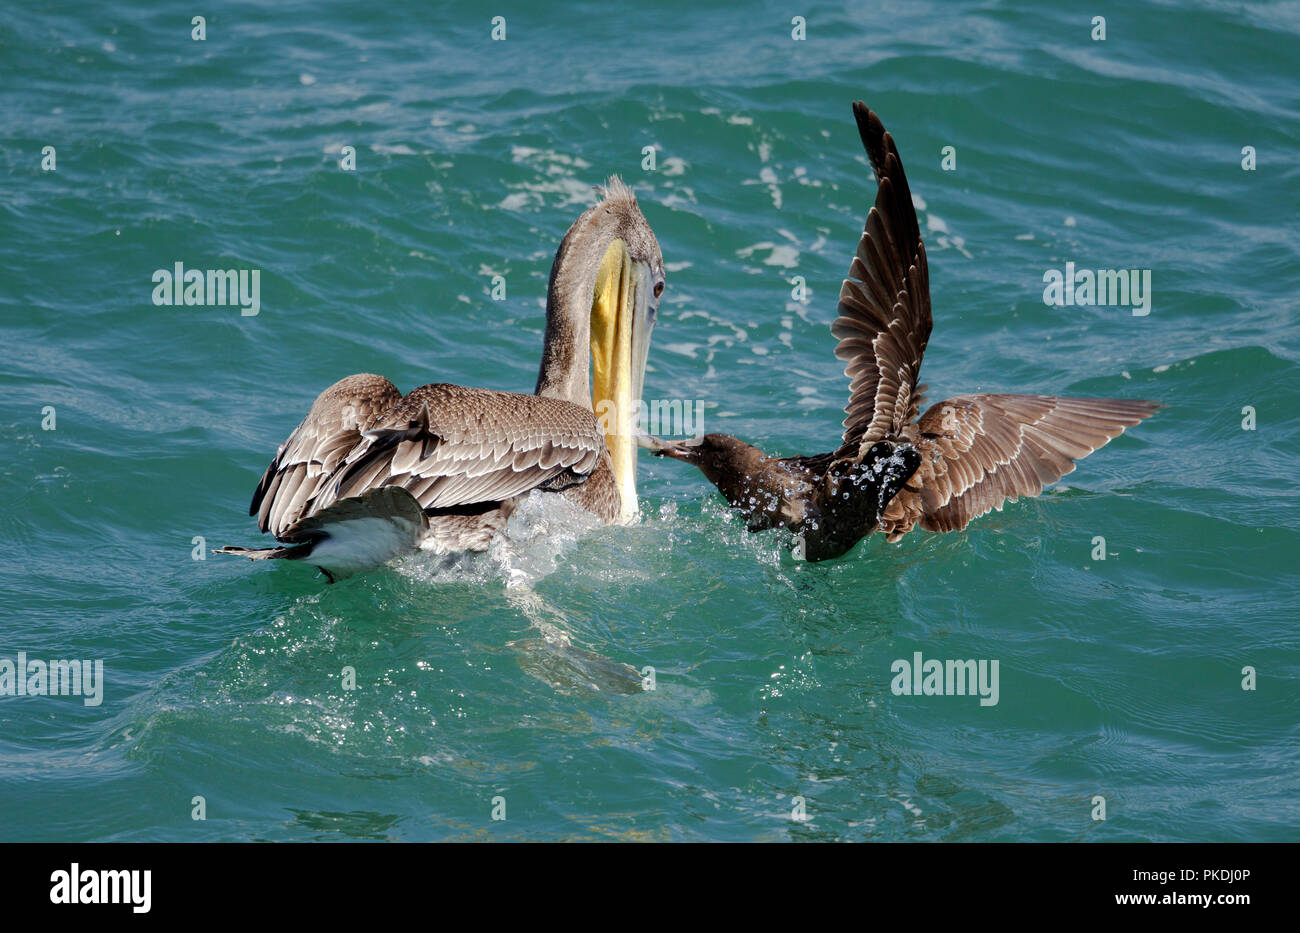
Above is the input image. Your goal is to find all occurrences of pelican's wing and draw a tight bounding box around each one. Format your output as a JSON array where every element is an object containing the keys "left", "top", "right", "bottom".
[
  {"left": 251, "top": 373, "right": 404, "bottom": 538},
  {"left": 831, "top": 101, "right": 932, "bottom": 454},
  {"left": 309, "top": 383, "right": 605, "bottom": 517},
  {"left": 879, "top": 394, "right": 1160, "bottom": 537}
]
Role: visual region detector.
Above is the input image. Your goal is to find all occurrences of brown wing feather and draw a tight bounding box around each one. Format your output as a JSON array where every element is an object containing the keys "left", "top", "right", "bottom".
[
  {"left": 311, "top": 383, "right": 605, "bottom": 517},
  {"left": 831, "top": 102, "right": 932, "bottom": 454},
  {"left": 880, "top": 394, "right": 1161, "bottom": 538},
  {"left": 251, "top": 373, "right": 403, "bottom": 537}
]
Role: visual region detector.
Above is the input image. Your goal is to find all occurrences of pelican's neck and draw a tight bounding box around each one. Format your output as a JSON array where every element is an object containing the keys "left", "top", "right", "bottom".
[{"left": 534, "top": 205, "right": 627, "bottom": 406}]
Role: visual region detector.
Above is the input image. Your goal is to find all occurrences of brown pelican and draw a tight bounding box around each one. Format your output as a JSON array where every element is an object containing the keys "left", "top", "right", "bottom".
[
  {"left": 218, "top": 177, "right": 664, "bottom": 579},
  {"left": 649, "top": 102, "right": 1159, "bottom": 561}
]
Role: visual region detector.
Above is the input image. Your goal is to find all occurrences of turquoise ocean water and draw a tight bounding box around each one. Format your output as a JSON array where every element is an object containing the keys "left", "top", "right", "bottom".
[{"left": 2, "top": 1, "right": 1298, "bottom": 841}]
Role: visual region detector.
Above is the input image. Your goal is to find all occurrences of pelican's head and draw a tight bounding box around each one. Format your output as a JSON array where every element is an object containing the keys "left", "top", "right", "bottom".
[{"left": 587, "top": 177, "right": 664, "bottom": 523}]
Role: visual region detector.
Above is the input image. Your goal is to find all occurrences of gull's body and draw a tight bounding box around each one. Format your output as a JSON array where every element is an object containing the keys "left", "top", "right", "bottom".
[{"left": 653, "top": 103, "right": 1159, "bottom": 560}]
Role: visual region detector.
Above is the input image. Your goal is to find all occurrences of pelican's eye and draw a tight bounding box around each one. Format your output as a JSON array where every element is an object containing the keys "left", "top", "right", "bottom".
[{"left": 653, "top": 281, "right": 664, "bottom": 299}]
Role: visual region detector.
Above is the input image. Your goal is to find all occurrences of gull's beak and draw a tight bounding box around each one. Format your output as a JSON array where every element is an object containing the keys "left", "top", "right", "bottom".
[
  {"left": 640, "top": 434, "right": 699, "bottom": 462},
  {"left": 591, "top": 239, "right": 658, "bottom": 523}
]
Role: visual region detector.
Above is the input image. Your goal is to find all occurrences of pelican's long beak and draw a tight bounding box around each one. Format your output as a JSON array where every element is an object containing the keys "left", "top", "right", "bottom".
[{"left": 591, "top": 238, "right": 657, "bottom": 523}]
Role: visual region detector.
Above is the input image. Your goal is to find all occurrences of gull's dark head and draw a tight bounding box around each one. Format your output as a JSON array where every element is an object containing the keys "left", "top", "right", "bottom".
[{"left": 641, "top": 432, "right": 767, "bottom": 488}]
